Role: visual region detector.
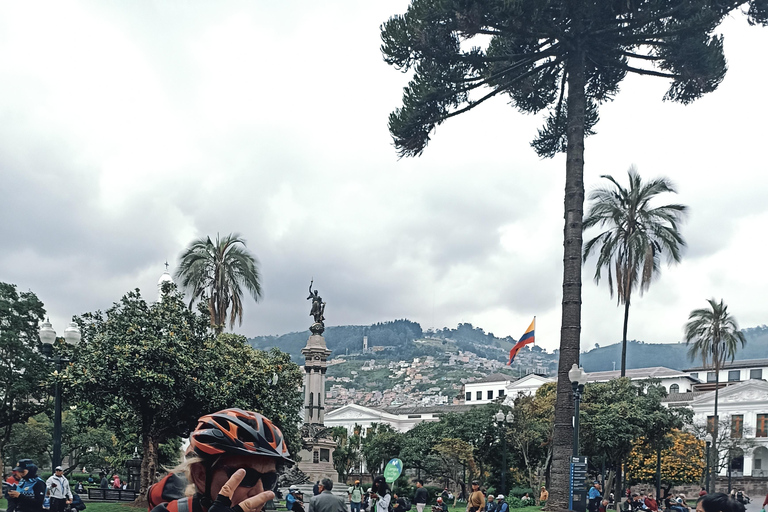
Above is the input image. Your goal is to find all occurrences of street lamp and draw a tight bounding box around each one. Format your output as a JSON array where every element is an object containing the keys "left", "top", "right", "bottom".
[
  {"left": 495, "top": 409, "right": 513, "bottom": 495},
  {"left": 704, "top": 433, "right": 713, "bottom": 493},
  {"left": 569, "top": 364, "right": 588, "bottom": 457},
  {"left": 40, "top": 318, "right": 81, "bottom": 469}
]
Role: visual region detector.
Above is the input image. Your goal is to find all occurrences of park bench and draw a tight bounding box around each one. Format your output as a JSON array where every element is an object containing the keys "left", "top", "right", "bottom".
[{"left": 87, "top": 488, "right": 139, "bottom": 501}]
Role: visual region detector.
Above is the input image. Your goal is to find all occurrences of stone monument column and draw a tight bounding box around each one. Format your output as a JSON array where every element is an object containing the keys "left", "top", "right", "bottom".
[{"left": 297, "top": 280, "right": 340, "bottom": 484}]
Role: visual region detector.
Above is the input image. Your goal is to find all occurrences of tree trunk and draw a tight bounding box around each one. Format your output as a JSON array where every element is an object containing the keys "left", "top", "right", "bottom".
[
  {"left": 621, "top": 294, "right": 631, "bottom": 377},
  {"left": 614, "top": 463, "right": 623, "bottom": 510},
  {"left": 711, "top": 364, "right": 720, "bottom": 493},
  {"left": 547, "top": 42, "right": 587, "bottom": 510},
  {"left": 139, "top": 432, "right": 160, "bottom": 504}
]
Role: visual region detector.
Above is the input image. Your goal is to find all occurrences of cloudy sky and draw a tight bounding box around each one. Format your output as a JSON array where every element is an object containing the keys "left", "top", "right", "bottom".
[{"left": 2, "top": 1, "right": 766, "bottom": 354}]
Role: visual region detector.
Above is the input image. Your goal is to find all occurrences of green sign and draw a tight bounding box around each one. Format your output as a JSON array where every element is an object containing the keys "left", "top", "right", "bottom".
[{"left": 383, "top": 458, "right": 403, "bottom": 483}]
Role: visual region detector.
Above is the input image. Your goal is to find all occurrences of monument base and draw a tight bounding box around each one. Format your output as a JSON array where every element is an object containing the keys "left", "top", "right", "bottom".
[{"left": 297, "top": 436, "right": 342, "bottom": 484}]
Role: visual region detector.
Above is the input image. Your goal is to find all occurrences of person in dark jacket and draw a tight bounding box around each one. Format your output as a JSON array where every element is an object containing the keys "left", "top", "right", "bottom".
[{"left": 8, "top": 460, "right": 46, "bottom": 512}]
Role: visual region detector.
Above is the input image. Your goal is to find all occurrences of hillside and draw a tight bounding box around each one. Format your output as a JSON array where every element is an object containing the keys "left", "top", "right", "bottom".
[{"left": 248, "top": 321, "right": 768, "bottom": 407}]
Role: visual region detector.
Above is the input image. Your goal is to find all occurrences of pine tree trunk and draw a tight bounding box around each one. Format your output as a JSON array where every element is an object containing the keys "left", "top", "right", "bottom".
[{"left": 547, "top": 42, "right": 587, "bottom": 511}]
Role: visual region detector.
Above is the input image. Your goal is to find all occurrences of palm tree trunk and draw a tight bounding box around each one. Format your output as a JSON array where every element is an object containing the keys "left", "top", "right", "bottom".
[
  {"left": 621, "top": 296, "right": 631, "bottom": 377},
  {"left": 547, "top": 41, "right": 586, "bottom": 511},
  {"left": 711, "top": 357, "right": 720, "bottom": 492}
]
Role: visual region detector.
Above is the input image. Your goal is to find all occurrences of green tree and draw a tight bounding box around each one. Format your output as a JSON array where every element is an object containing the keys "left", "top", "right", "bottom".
[
  {"left": 0, "top": 282, "right": 47, "bottom": 470},
  {"left": 361, "top": 423, "right": 401, "bottom": 479},
  {"left": 583, "top": 167, "right": 687, "bottom": 377},
  {"left": 63, "top": 285, "right": 303, "bottom": 498},
  {"left": 432, "top": 438, "right": 476, "bottom": 500},
  {"left": 579, "top": 379, "right": 689, "bottom": 505},
  {"left": 683, "top": 298, "right": 746, "bottom": 492},
  {"left": 175, "top": 233, "right": 263, "bottom": 334},
  {"left": 330, "top": 426, "right": 360, "bottom": 482},
  {"left": 380, "top": 3, "right": 765, "bottom": 508}
]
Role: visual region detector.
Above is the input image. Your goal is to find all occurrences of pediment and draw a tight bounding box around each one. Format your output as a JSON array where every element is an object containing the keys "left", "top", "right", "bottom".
[
  {"left": 692, "top": 380, "right": 768, "bottom": 406},
  {"left": 325, "top": 403, "right": 384, "bottom": 421}
]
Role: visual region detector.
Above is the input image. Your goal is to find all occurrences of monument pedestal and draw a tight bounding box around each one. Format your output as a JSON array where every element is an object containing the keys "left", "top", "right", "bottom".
[{"left": 297, "top": 434, "right": 339, "bottom": 483}]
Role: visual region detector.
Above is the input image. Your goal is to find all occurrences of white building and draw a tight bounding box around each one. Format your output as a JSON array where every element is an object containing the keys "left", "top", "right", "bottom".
[
  {"left": 684, "top": 358, "right": 768, "bottom": 389},
  {"left": 665, "top": 379, "right": 768, "bottom": 478},
  {"left": 463, "top": 373, "right": 512, "bottom": 404},
  {"left": 324, "top": 403, "right": 474, "bottom": 434},
  {"left": 584, "top": 366, "right": 699, "bottom": 394}
]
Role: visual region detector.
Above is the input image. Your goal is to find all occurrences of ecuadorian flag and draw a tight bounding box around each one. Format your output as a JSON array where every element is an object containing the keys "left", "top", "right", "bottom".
[{"left": 507, "top": 318, "right": 535, "bottom": 365}]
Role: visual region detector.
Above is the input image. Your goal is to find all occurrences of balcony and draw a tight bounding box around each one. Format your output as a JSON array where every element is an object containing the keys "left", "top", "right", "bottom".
[{"left": 752, "top": 469, "right": 768, "bottom": 477}]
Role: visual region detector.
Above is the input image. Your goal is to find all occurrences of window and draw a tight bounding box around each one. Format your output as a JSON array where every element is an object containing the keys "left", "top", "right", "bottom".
[
  {"left": 728, "top": 370, "right": 740, "bottom": 382},
  {"left": 707, "top": 372, "right": 716, "bottom": 382},
  {"left": 320, "top": 449, "right": 330, "bottom": 462},
  {"left": 731, "top": 415, "right": 743, "bottom": 438},
  {"left": 669, "top": 384, "right": 680, "bottom": 394},
  {"left": 750, "top": 369, "right": 763, "bottom": 380},
  {"left": 498, "top": 389, "right": 506, "bottom": 397},
  {"left": 757, "top": 414, "right": 768, "bottom": 437},
  {"left": 408, "top": 414, "right": 422, "bottom": 419},
  {"left": 309, "top": 392, "right": 314, "bottom": 419},
  {"left": 487, "top": 390, "right": 494, "bottom": 400},
  {"left": 466, "top": 392, "right": 472, "bottom": 401},
  {"left": 476, "top": 391, "right": 482, "bottom": 400},
  {"left": 690, "top": 372, "right": 699, "bottom": 380},
  {"left": 707, "top": 415, "right": 718, "bottom": 435},
  {"left": 313, "top": 451, "right": 319, "bottom": 463}
]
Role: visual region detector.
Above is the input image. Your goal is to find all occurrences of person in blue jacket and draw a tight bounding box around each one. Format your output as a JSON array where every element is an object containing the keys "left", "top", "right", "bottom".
[{"left": 7, "top": 460, "right": 46, "bottom": 512}]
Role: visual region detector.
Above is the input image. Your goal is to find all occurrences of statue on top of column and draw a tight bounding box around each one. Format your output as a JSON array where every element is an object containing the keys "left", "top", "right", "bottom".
[{"left": 307, "top": 279, "right": 326, "bottom": 334}]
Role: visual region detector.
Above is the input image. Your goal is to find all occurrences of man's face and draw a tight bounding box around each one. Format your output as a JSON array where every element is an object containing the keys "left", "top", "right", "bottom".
[
  {"left": 55, "top": 470, "right": 64, "bottom": 477},
  {"left": 193, "top": 454, "right": 277, "bottom": 508},
  {"left": 19, "top": 469, "right": 28, "bottom": 478},
  {"left": 416, "top": 482, "right": 422, "bottom": 488}
]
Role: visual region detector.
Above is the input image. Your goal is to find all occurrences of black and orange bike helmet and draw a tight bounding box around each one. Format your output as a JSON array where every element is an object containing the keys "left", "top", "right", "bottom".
[{"left": 189, "top": 408, "right": 294, "bottom": 465}]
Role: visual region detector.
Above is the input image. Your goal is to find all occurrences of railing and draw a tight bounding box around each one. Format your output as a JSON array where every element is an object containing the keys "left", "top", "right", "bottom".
[
  {"left": 752, "top": 469, "right": 768, "bottom": 477},
  {"left": 87, "top": 488, "right": 139, "bottom": 501}
]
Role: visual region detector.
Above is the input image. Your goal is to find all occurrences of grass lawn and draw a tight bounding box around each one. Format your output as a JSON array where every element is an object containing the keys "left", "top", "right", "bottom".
[{"left": 446, "top": 507, "right": 541, "bottom": 512}]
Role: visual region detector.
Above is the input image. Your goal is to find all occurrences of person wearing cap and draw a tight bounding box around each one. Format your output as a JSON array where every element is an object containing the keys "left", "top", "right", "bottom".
[
  {"left": 3, "top": 462, "right": 26, "bottom": 512},
  {"left": 286, "top": 486, "right": 300, "bottom": 512},
  {"left": 8, "top": 460, "right": 46, "bottom": 512},
  {"left": 413, "top": 480, "right": 428, "bottom": 512},
  {"left": 433, "top": 498, "right": 447, "bottom": 512},
  {"left": 495, "top": 495, "right": 508, "bottom": 512},
  {"left": 46, "top": 467, "right": 72, "bottom": 512},
  {"left": 466, "top": 481, "right": 484, "bottom": 512},
  {"left": 349, "top": 480, "right": 364, "bottom": 512},
  {"left": 147, "top": 408, "right": 293, "bottom": 512}
]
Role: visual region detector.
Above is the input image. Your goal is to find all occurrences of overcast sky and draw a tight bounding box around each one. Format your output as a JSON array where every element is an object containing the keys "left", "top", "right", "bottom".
[{"left": 2, "top": 1, "right": 766, "bottom": 354}]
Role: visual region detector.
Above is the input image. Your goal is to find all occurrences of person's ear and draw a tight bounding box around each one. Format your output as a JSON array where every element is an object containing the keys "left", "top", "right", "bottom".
[{"left": 189, "top": 463, "right": 207, "bottom": 490}]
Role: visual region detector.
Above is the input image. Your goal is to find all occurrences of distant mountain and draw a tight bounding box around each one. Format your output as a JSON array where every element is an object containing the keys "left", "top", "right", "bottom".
[
  {"left": 580, "top": 325, "right": 768, "bottom": 371},
  {"left": 248, "top": 320, "right": 768, "bottom": 373}
]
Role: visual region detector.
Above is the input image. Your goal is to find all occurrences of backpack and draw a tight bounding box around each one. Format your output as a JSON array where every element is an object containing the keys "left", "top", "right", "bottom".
[{"left": 402, "top": 498, "right": 412, "bottom": 511}]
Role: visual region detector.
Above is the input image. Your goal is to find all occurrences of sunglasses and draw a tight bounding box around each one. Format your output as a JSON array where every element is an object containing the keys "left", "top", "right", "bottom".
[{"left": 217, "top": 466, "right": 278, "bottom": 490}]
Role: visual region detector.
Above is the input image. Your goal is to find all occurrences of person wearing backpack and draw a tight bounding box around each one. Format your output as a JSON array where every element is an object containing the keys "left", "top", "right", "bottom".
[{"left": 349, "top": 481, "right": 364, "bottom": 512}]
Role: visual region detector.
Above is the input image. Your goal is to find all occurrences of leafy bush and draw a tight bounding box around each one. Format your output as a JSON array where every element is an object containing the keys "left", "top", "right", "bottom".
[{"left": 507, "top": 487, "right": 533, "bottom": 498}]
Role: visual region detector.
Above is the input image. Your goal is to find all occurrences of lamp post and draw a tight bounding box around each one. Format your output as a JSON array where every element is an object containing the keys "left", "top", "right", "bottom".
[
  {"left": 495, "top": 409, "right": 513, "bottom": 495},
  {"left": 704, "top": 433, "right": 713, "bottom": 493},
  {"left": 40, "top": 319, "right": 81, "bottom": 469},
  {"left": 569, "top": 364, "right": 588, "bottom": 457}
]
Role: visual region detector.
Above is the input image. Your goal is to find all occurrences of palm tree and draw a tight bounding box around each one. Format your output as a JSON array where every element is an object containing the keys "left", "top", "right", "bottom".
[
  {"left": 175, "top": 233, "right": 263, "bottom": 334},
  {"left": 582, "top": 166, "right": 687, "bottom": 376},
  {"left": 684, "top": 298, "right": 746, "bottom": 492}
]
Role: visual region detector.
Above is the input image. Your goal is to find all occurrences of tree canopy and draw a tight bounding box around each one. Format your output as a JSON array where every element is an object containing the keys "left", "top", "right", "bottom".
[
  {"left": 175, "top": 233, "right": 263, "bottom": 334},
  {"left": 583, "top": 167, "right": 687, "bottom": 376},
  {"left": 380, "top": 1, "right": 766, "bottom": 506},
  {"left": 0, "top": 282, "right": 48, "bottom": 469},
  {"left": 62, "top": 284, "right": 302, "bottom": 497}
]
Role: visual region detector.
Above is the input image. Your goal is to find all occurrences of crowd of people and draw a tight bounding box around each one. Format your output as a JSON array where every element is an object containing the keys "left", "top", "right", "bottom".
[{"left": 6, "top": 407, "right": 768, "bottom": 512}]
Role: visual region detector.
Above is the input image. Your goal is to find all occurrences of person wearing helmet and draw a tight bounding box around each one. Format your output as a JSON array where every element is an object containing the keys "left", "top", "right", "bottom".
[
  {"left": 432, "top": 498, "right": 447, "bottom": 512},
  {"left": 147, "top": 408, "right": 293, "bottom": 512}
]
